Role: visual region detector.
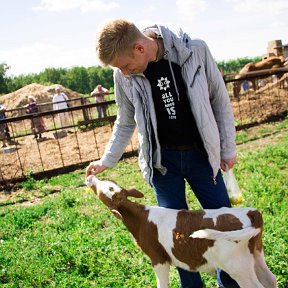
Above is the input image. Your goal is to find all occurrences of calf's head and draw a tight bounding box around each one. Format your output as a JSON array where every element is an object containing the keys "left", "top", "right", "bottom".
[{"left": 85, "top": 175, "right": 144, "bottom": 218}]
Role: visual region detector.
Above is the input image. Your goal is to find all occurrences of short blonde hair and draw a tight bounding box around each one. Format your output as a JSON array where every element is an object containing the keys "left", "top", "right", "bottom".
[{"left": 96, "top": 19, "right": 143, "bottom": 66}]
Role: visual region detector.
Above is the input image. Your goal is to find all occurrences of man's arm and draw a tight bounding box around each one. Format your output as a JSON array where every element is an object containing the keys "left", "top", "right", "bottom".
[
  {"left": 202, "top": 41, "right": 237, "bottom": 169},
  {"left": 100, "top": 80, "right": 136, "bottom": 168},
  {"left": 87, "top": 73, "right": 136, "bottom": 174}
]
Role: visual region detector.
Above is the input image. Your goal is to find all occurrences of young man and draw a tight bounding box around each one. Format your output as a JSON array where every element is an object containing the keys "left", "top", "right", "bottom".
[{"left": 86, "top": 19, "right": 238, "bottom": 288}]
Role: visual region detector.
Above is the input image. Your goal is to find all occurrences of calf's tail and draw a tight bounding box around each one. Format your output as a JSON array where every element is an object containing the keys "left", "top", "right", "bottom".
[{"left": 190, "top": 227, "right": 260, "bottom": 242}]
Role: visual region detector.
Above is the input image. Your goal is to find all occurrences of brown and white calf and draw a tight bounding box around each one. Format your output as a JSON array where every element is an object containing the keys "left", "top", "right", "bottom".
[{"left": 85, "top": 175, "right": 277, "bottom": 288}]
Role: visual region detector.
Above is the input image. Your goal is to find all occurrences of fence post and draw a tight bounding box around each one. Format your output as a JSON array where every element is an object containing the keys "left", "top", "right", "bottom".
[{"left": 81, "top": 97, "right": 90, "bottom": 123}]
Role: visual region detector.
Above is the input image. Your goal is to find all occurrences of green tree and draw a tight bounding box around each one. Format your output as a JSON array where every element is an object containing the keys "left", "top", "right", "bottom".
[
  {"left": 86, "top": 66, "right": 114, "bottom": 92},
  {"left": 6, "top": 73, "right": 37, "bottom": 92},
  {"left": 217, "top": 56, "right": 262, "bottom": 74},
  {"left": 97, "top": 67, "right": 113, "bottom": 90},
  {"left": 63, "top": 66, "right": 90, "bottom": 93},
  {"left": 87, "top": 66, "right": 101, "bottom": 92},
  {"left": 5, "top": 56, "right": 268, "bottom": 94},
  {"left": 38, "top": 67, "right": 67, "bottom": 85},
  {"left": 0, "top": 63, "right": 10, "bottom": 94}
]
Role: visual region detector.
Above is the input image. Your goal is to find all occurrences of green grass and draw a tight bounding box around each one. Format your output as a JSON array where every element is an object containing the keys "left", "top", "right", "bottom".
[
  {"left": 236, "top": 117, "right": 288, "bottom": 144},
  {"left": 0, "top": 127, "right": 287, "bottom": 287}
]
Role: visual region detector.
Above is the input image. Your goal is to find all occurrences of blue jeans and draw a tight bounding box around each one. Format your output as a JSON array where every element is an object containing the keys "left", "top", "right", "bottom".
[{"left": 151, "top": 147, "right": 240, "bottom": 288}]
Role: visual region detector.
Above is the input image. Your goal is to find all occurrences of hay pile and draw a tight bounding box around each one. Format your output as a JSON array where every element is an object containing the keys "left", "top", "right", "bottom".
[{"left": 0, "top": 83, "right": 83, "bottom": 110}]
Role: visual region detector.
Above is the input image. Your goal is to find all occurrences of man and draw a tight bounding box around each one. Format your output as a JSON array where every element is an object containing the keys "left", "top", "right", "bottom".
[
  {"left": 0, "top": 104, "right": 17, "bottom": 146},
  {"left": 0, "top": 104, "right": 9, "bottom": 147},
  {"left": 86, "top": 19, "right": 238, "bottom": 288},
  {"left": 90, "top": 84, "right": 109, "bottom": 118},
  {"left": 52, "top": 86, "right": 70, "bottom": 129}
]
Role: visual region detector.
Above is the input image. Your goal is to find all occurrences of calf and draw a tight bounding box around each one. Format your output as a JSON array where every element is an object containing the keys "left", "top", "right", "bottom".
[{"left": 85, "top": 175, "right": 277, "bottom": 288}]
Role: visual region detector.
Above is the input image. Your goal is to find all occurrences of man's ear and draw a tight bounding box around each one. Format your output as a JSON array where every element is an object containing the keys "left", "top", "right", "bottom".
[
  {"left": 134, "top": 42, "right": 145, "bottom": 54},
  {"left": 111, "top": 209, "right": 123, "bottom": 220}
]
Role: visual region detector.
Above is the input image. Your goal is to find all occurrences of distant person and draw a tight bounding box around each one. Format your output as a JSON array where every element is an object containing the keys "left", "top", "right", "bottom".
[
  {"left": 90, "top": 84, "right": 109, "bottom": 118},
  {"left": 0, "top": 104, "right": 13, "bottom": 144},
  {"left": 0, "top": 104, "right": 10, "bottom": 147},
  {"left": 52, "top": 86, "right": 70, "bottom": 128},
  {"left": 258, "top": 79, "right": 265, "bottom": 88},
  {"left": 271, "top": 75, "right": 277, "bottom": 84},
  {"left": 242, "top": 80, "right": 249, "bottom": 91},
  {"left": 26, "top": 96, "right": 46, "bottom": 139}
]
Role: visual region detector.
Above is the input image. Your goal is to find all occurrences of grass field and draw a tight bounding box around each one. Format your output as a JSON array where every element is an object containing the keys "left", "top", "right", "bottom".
[{"left": 0, "top": 120, "right": 287, "bottom": 287}]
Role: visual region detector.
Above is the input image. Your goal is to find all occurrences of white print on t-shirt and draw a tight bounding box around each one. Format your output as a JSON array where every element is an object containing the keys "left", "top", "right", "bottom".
[
  {"left": 162, "top": 91, "right": 176, "bottom": 119},
  {"left": 157, "top": 77, "right": 170, "bottom": 91}
]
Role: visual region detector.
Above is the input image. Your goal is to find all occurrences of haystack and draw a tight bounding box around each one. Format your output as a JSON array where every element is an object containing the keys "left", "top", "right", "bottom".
[{"left": 0, "top": 83, "right": 84, "bottom": 111}]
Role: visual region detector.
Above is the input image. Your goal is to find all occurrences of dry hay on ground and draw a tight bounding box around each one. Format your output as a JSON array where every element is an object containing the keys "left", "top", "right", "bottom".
[
  {"left": 231, "top": 79, "right": 287, "bottom": 123},
  {"left": 0, "top": 124, "right": 138, "bottom": 182}
]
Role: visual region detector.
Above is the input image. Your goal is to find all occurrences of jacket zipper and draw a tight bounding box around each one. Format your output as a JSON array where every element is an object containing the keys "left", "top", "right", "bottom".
[{"left": 142, "top": 91, "right": 153, "bottom": 185}]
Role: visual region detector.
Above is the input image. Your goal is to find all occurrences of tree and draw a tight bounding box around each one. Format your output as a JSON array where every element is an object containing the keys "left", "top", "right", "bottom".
[
  {"left": 97, "top": 67, "right": 113, "bottom": 90},
  {"left": 0, "top": 63, "right": 10, "bottom": 94},
  {"left": 4, "top": 57, "right": 263, "bottom": 94},
  {"left": 63, "top": 67, "right": 90, "bottom": 93},
  {"left": 38, "top": 67, "right": 67, "bottom": 85},
  {"left": 6, "top": 74, "right": 37, "bottom": 92},
  {"left": 87, "top": 66, "right": 101, "bottom": 92},
  {"left": 86, "top": 66, "right": 114, "bottom": 92},
  {"left": 217, "top": 56, "right": 261, "bottom": 74}
]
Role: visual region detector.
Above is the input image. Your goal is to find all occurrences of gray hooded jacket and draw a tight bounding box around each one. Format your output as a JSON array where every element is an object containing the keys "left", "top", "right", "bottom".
[{"left": 100, "top": 25, "right": 236, "bottom": 185}]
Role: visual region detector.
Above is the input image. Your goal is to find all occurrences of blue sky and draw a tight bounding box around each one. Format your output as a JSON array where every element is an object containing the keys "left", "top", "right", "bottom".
[{"left": 1, "top": 0, "right": 287, "bottom": 76}]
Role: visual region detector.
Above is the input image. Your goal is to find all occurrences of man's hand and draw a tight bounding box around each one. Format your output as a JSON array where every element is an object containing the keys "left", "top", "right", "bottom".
[
  {"left": 220, "top": 156, "right": 237, "bottom": 171},
  {"left": 86, "top": 160, "right": 107, "bottom": 177}
]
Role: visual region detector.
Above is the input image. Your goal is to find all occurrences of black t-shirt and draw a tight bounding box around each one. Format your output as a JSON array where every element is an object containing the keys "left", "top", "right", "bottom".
[{"left": 144, "top": 59, "right": 202, "bottom": 146}]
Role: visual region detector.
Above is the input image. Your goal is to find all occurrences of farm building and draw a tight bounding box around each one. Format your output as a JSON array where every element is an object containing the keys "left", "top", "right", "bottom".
[{"left": 263, "top": 39, "right": 288, "bottom": 60}]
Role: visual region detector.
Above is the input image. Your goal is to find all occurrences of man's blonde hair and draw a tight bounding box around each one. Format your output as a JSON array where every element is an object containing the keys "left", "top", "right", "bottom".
[{"left": 96, "top": 19, "right": 142, "bottom": 66}]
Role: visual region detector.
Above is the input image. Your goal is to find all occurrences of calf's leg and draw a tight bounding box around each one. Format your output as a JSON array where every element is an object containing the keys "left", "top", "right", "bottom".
[
  {"left": 153, "top": 262, "right": 170, "bottom": 288},
  {"left": 223, "top": 255, "right": 265, "bottom": 288},
  {"left": 254, "top": 250, "right": 277, "bottom": 288}
]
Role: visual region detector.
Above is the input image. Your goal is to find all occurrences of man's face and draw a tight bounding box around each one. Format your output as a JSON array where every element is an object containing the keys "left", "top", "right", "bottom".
[{"left": 110, "top": 45, "right": 148, "bottom": 75}]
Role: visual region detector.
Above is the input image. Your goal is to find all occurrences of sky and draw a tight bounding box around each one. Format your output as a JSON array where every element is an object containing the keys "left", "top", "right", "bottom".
[{"left": 1, "top": 0, "right": 288, "bottom": 76}]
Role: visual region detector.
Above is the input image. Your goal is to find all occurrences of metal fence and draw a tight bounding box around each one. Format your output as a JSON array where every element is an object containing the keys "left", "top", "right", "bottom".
[
  {"left": 224, "top": 67, "right": 288, "bottom": 129},
  {"left": 0, "top": 68, "right": 287, "bottom": 186}
]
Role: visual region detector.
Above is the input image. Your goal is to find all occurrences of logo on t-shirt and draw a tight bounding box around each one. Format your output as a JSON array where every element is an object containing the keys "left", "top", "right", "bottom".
[
  {"left": 157, "top": 77, "right": 170, "bottom": 91},
  {"left": 156, "top": 76, "right": 176, "bottom": 119}
]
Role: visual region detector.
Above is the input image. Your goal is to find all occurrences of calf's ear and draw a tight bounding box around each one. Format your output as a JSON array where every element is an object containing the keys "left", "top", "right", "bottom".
[
  {"left": 126, "top": 188, "right": 144, "bottom": 198},
  {"left": 111, "top": 209, "right": 123, "bottom": 220}
]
